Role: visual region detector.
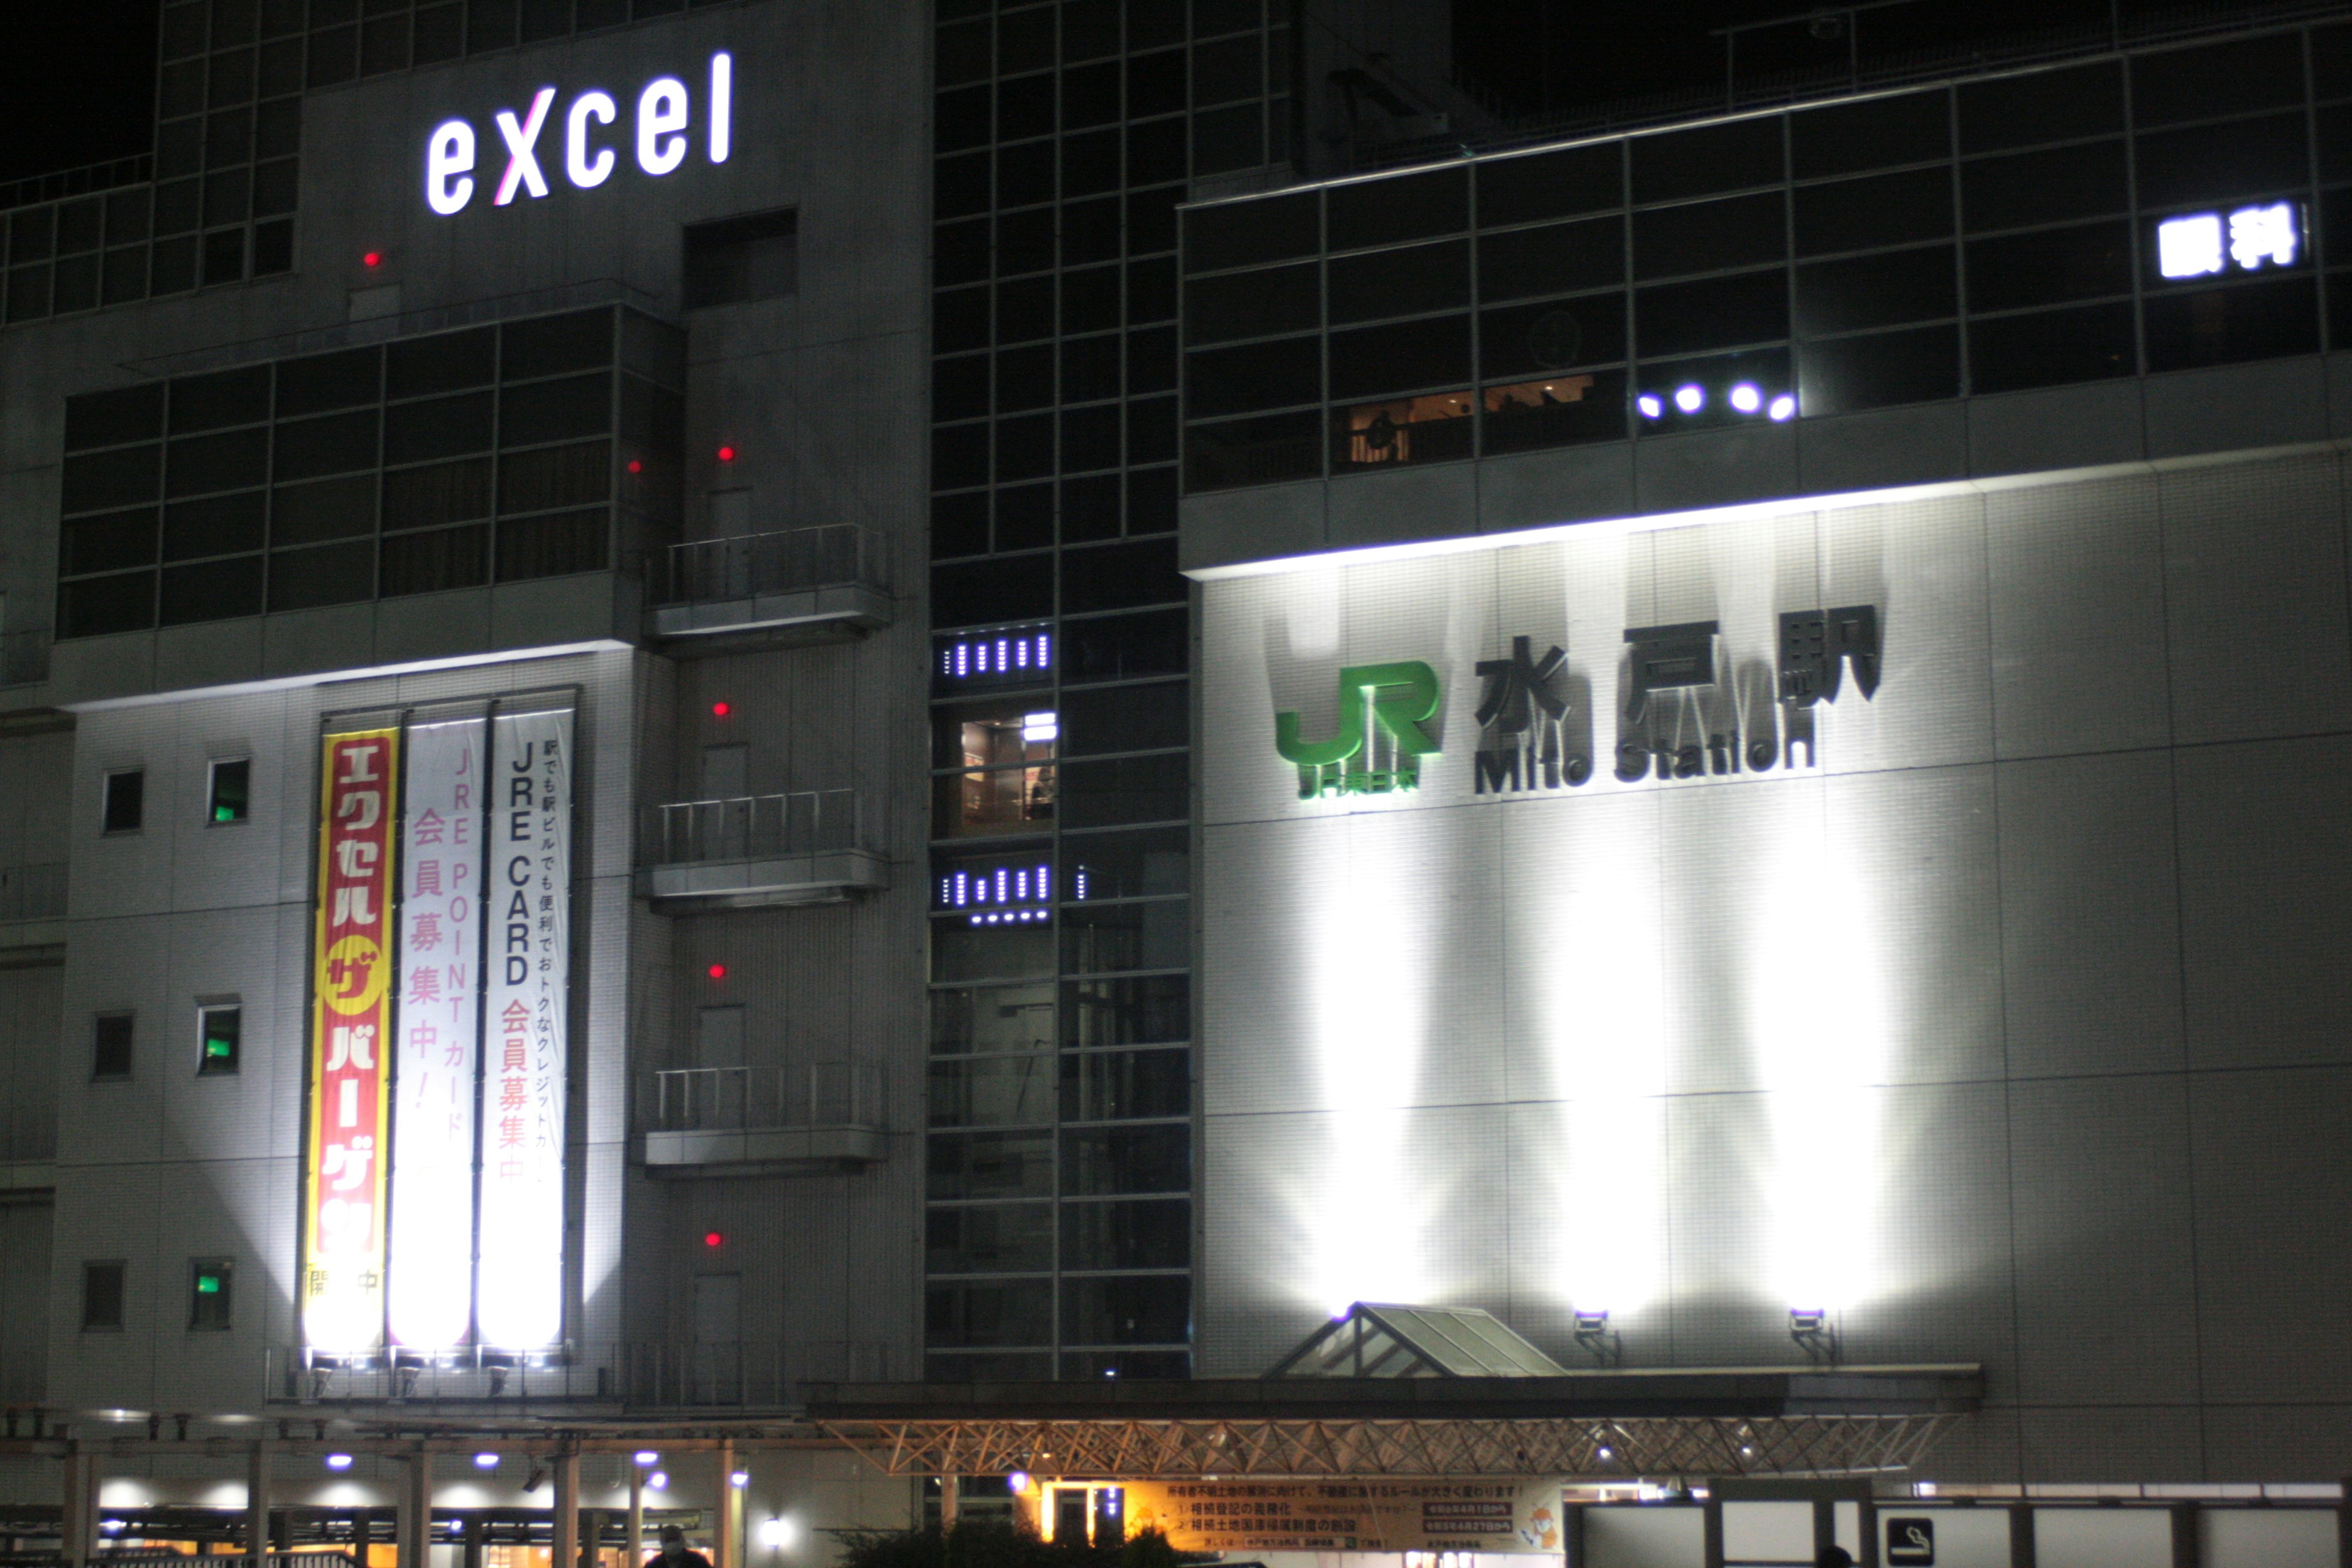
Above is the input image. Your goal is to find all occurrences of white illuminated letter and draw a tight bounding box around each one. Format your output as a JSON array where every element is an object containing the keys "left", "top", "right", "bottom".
[
  {"left": 566, "top": 90, "right": 617, "bottom": 188},
  {"left": 638, "top": 77, "right": 690, "bottom": 176},
  {"left": 2157, "top": 213, "right": 2225, "bottom": 279},
  {"left": 492, "top": 86, "right": 557, "bottom": 205},
  {"left": 426, "top": 120, "right": 476, "bottom": 216},
  {"left": 2228, "top": 202, "right": 2298, "bottom": 271},
  {"left": 709, "top": 53, "right": 733, "bottom": 163}
]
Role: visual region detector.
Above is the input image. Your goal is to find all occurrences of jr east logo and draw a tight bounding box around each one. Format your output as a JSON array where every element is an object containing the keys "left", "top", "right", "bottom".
[{"left": 424, "top": 52, "right": 733, "bottom": 216}]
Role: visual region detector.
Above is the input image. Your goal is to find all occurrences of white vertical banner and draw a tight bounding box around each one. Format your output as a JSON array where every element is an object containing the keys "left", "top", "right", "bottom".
[
  {"left": 477, "top": 703, "right": 574, "bottom": 1349},
  {"left": 387, "top": 715, "right": 488, "bottom": 1349}
]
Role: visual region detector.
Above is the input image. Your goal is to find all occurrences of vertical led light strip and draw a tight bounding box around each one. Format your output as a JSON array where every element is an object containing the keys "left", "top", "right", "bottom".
[
  {"left": 386, "top": 716, "right": 489, "bottom": 1350},
  {"left": 476, "top": 704, "right": 574, "bottom": 1349},
  {"left": 302, "top": 726, "right": 402, "bottom": 1354}
]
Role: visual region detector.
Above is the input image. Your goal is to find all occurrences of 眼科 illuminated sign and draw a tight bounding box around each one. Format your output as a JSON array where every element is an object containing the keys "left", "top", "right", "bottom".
[
  {"left": 426, "top": 52, "right": 733, "bottom": 216},
  {"left": 2156, "top": 202, "right": 2300, "bottom": 279}
]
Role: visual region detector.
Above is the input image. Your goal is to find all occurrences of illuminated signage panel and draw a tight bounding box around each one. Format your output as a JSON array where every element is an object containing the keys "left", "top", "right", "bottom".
[
  {"left": 386, "top": 715, "right": 488, "bottom": 1351},
  {"left": 1117, "top": 1480, "right": 1563, "bottom": 1554},
  {"left": 475, "top": 704, "right": 574, "bottom": 1349},
  {"left": 301, "top": 726, "right": 402, "bottom": 1355},
  {"left": 426, "top": 53, "right": 733, "bottom": 216}
]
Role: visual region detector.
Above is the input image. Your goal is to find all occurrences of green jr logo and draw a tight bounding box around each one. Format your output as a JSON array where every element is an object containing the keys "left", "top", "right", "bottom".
[{"left": 1275, "top": 662, "right": 1442, "bottom": 800}]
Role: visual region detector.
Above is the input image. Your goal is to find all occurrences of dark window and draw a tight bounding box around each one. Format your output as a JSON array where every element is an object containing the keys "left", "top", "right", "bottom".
[
  {"left": 59, "top": 572, "right": 156, "bottom": 639},
  {"left": 1478, "top": 216, "right": 1624, "bottom": 303},
  {"left": 998, "top": 141, "right": 1054, "bottom": 208},
  {"left": 1793, "top": 167, "right": 1951, "bottom": 257},
  {"left": 2131, "top": 34, "right": 2305, "bottom": 129},
  {"left": 1962, "top": 142, "right": 2129, "bottom": 232},
  {"left": 501, "top": 310, "right": 612, "bottom": 380},
  {"left": 925, "top": 1278, "right": 1054, "bottom": 1346},
  {"left": 168, "top": 429, "right": 270, "bottom": 498},
  {"left": 1637, "top": 269, "right": 1787, "bottom": 358},
  {"left": 61, "top": 446, "right": 162, "bottom": 513},
  {"left": 2143, "top": 276, "right": 2319, "bottom": 372},
  {"left": 927, "top": 1130, "right": 1056, "bottom": 1203},
  {"left": 160, "top": 557, "right": 265, "bottom": 625},
  {"left": 189, "top": 1258, "right": 234, "bottom": 1329},
  {"left": 1183, "top": 409, "right": 1321, "bottom": 491},
  {"left": 1328, "top": 167, "right": 1466, "bottom": 251},
  {"left": 1794, "top": 246, "right": 1957, "bottom": 336},
  {"left": 1060, "top": 1274, "right": 1189, "bottom": 1345},
  {"left": 1058, "top": 755, "right": 1188, "bottom": 829},
  {"left": 1634, "top": 192, "right": 1782, "bottom": 280},
  {"left": 208, "top": 760, "right": 251, "bottom": 823},
  {"left": 1061, "top": 1123, "right": 1189, "bottom": 1194},
  {"left": 1062, "top": 538, "right": 1182, "bottom": 614},
  {"left": 1800, "top": 325, "right": 1961, "bottom": 415},
  {"left": 82, "top": 1262, "right": 126, "bottom": 1330},
  {"left": 932, "top": 557, "right": 1054, "bottom": 629},
  {"left": 266, "top": 540, "right": 375, "bottom": 610},
  {"left": 275, "top": 348, "right": 380, "bottom": 417},
  {"left": 62, "top": 508, "right": 160, "bottom": 575},
  {"left": 273, "top": 410, "right": 379, "bottom": 481},
  {"left": 498, "top": 440, "right": 611, "bottom": 514},
  {"left": 102, "top": 769, "right": 143, "bottom": 834},
  {"left": 996, "top": 345, "right": 1053, "bottom": 413},
  {"left": 1633, "top": 117, "right": 1782, "bottom": 203},
  {"left": 1063, "top": 334, "right": 1123, "bottom": 404},
  {"left": 1061, "top": 1199, "right": 1189, "bottom": 1270},
  {"left": 2134, "top": 114, "right": 2309, "bottom": 210},
  {"left": 1183, "top": 263, "right": 1319, "bottom": 344},
  {"left": 1482, "top": 369, "right": 1627, "bottom": 454},
  {"left": 1791, "top": 90, "right": 1949, "bottom": 179},
  {"left": 1477, "top": 143, "right": 1622, "bottom": 226},
  {"left": 271, "top": 476, "right": 375, "bottom": 546},
  {"left": 198, "top": 1006, "right": 241, "bottom": 1075},
  {"left": 383, "top": 458, "right": 493, "bottom": 529},
  {"left": 500, "top": 374, "right": 611, "bottom": 447},
  {"left": 1327, "top": 239, "right": 1469, "bottom": 325},
  {"left": 1967, "top": 221, "right": 2132, "bottom": 312},
  {"left": 927, "top": 1205, "right": 1055, "bottom": 1275},
  {"left": 1957, "top": 60, "right": 2123, "bottom": 155},
  {"left": 1060, "top": 1047, "right": 1189, "bottom": 1121},
  {"left": 164, "top": 493, "right": 265, "bottom": 560},
  {"left": 168, "top": 366, "right": 270, "bottom": 434},
  {"left": 1327, "top": 314, "right": 1470, "bottom": 399},
  {"left": 1062, "top": 680, "right": 1188, "bottom": 755},
  {"left": 1061, "top": 827, "right": 1188, "bottom": 900},
  {"left": 65, "top": 385, "right": 164, "bottom": 450},
  {"left": 1061, "top": 973, "right": 1189, "bottom": 1050},
  {"left": 998, "top": 276, "right": 1055, "bottom": 342},
  {"left": 93, "top": 1012, "right": 134, "bottom": 1079},
  {"left": 1968, "top": 301, "right": 2136, "bottom": 393},
  {"left": 380, "top": 524, "right": 491, "bottom": 596},
  {"left": 1064, "top": 609, "right": 1188, "bottom": 684},
  {"left": 384, "top": 391, "right": 495, "bottom": 465},
  {"left": 1186, "top": 335, "right": 1319, "bottom": 417},
  {"left": 494, "top": 508, "right": 607, "bottom": 581},
  {"left": 386, "top": 327, "right": 495, "bottom": 399}
]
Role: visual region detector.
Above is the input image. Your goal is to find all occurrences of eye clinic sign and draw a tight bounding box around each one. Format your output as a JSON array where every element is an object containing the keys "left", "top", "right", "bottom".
[{"left": 424, "top": 51, "right": 733, "bottom": 216}]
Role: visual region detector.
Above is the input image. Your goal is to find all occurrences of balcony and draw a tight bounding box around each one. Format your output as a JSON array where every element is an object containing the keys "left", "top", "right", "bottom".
[
  {"left": 637, "top": 789, "right": 884, "bottom": 907},
  {"left": 645, "top": 525, "right": 891, "bottom": 650},
  {"left": 262, "top": 1339, "right": 892, "bottom": 1408},
  {"left": 644, "top": 1063, "right": 888, "bottom": 1174}
]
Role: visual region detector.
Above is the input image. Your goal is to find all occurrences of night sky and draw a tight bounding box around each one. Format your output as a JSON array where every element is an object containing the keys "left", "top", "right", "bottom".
[{"left": 0, "top": 0, "right": 2246, "bottom": 186}]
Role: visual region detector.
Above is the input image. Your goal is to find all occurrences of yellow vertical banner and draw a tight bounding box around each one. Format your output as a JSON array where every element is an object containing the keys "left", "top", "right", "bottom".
[{"left": 302, "top": 726, "right": 401, "bottom": 1354}]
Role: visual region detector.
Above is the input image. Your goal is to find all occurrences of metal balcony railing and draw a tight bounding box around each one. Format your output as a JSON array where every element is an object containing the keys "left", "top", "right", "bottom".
[
  {"left": 0, "top": 864, "right": 65, "bottom": 924},
  {"left": 655, "top": 526, "right": 889, "bottom": 606},
  {"left": 0, "top": 630, "right": 50, "bottom": 688},
  {"left": 261, "top": 1341, "right": 891, "bottom": 1407},
  {"left": 643, "top": 790, "right": 865, "bottom": 864},
  {"left": 649, "top": 1064, "right": 887, "bottom": 1134}
]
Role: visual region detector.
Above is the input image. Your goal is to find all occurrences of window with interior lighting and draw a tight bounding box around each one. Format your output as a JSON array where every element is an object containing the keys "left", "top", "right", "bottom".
[
  {"left": 197, "top": 1004, "right": 241, "bottom": 1076},
  {"left": 189, "top": 1258, "right": 233, "bottom": 1330},
  {"left": 1330, "top": 393, "right": 1474, "bottom": 471},
  {"left": 207, "top": 758, "right": 251, "bottom": 823},
  {"left": 81, "top": 1261, "right": 126, "bottom": 1331},
  {"left": 932, "top": 701, "right": 1058, "bottom": 839}
]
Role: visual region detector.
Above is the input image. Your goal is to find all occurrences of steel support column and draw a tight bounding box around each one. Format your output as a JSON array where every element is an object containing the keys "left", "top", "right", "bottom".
[
  {"left": 246, "top": 1442, "right": 271, "bottom": 1568},
  {"left": 554, "top": 1451, "right": 580, "bottom": 1568}
]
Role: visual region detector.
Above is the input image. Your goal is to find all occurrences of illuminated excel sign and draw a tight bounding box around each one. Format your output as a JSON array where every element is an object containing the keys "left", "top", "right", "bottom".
[
  {"left": 938, "top": 862, "right": 1056, "bottom": 925},
  {"left": 424, "top": 52, "right": 733, "bottom": 216},
  {"left": 2156, "top": 202, "right": 2301, "bottom": 280}
]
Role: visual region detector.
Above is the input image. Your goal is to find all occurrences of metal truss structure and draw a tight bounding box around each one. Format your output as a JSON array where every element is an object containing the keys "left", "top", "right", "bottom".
[{"left": 812, "top": 1412, "right": 1958, "bottom": 1481}]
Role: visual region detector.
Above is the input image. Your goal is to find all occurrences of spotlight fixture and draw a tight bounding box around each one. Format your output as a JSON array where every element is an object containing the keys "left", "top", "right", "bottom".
[
  {"left": 474, "top": 1453, "right": 500, "bottom": 1470},
  {"left": 524, "top": 1465, "right": 549, "bottom": 1494},
  {"left": 1673, "top": 384, "right": 1705, "bottom": 413},
  {"left": 635, "top": 1451, "right": 660, "bottom": 1466},
  {"left": 1728, "top": 382, "right": 1762, "bottom": 413},
  {"left": 1637, "top": 393, "right": 1664, "bottom": 419},
  {"left": 1789, "top": 1306, "right": 1838, "bottom": 1363},
  {"left": 1572, "top": 1307, "right": 1620, "bottom": 1366},
  {"left": 325, "top": 1453, "right": 353, "bottom": 1471},
  {"left": 757, "top": 1518, "right": 798, "bottom": 1551},
  {"left": 1005, "top": 1472, "right": 1030, "bottom": 1493},
  {"left": 731, "top": 1471, "right": 750, "bottom": 1487},
  {"left": 648, "top": 1472, "right": 669, "bottom": 1490},
  {"left": 1768, "top": 393, "right": 1797, "bottom": 421}
]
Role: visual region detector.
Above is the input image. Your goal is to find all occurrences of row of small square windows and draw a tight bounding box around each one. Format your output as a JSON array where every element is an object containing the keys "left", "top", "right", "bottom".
[
  {"left": 99, "top": 761, "right": 251, "bottom": 835},
  {"left": 79, "top": 1258, "right": 235, "bottom": 1333},
  {"left": 87, "top": 1006, "right": 245, "bottom": 1082}
]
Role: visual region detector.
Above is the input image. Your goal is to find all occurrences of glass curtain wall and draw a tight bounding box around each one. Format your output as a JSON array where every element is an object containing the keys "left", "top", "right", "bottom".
[{"left": 925, "top": 0, "right": 1292, "bottom": 1381}]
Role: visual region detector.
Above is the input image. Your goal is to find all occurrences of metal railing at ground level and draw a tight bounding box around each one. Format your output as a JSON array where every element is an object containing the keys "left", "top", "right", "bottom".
[
  {"left": 0, "top": 865, "right": 65, "bottom": 924},
  {"left": 655, "top": 526, "right": 889, "bottom": 606},
  {"left": 261, "top": 1342, "right": 891, "bottom": 1408},
  {"left": 648, "top": 1064, "right": 886, "bottom": 1135},
  {"left": 642, "top": 791, "right": 864, "bottom": 864}
]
